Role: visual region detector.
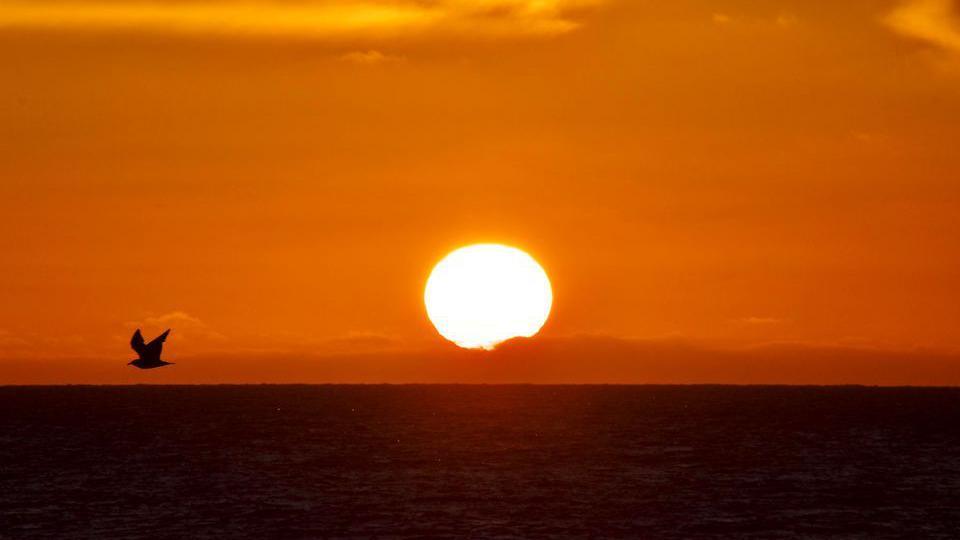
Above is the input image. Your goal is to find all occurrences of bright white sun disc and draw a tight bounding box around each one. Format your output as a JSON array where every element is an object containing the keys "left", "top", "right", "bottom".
[{"left": 424, "top": 244, "right": 553, "bottom": 350}]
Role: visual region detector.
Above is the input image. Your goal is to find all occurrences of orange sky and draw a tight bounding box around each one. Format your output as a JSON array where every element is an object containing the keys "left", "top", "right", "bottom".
[{"left": 2, "top": 0, "right": 959, "bottom": 383}]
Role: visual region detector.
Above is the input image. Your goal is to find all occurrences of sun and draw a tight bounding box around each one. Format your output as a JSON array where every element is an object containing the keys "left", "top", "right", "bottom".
[{"left": 424, "top": 244, "right": 553, "bottom": 350}]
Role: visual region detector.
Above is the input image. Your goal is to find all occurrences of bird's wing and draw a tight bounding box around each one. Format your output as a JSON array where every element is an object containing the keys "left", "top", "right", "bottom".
[
  {"left": 130, "top": 329, "right": 146, "bottom": 355},
  {"left": 143, "top": 329, "right": 170, "bottom": 359}
]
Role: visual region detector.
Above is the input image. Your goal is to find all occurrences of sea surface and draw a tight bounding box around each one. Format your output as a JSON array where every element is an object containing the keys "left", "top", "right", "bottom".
[{"left": 2, "top": 385, "right": 959, "bottom": 538}]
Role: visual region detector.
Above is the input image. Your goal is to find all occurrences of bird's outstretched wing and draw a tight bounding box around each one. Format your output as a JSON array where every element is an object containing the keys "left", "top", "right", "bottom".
[
  {"left": 130, "top": 329, "right": 146, "bottom": 355},
  {"left": 143, "top": 329, "right": 170, "bottom": 359}
]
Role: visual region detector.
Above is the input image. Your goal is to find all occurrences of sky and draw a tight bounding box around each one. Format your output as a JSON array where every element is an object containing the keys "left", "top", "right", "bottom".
[{"left": 1, "top": 0, "right": 959, "bottom": 383}]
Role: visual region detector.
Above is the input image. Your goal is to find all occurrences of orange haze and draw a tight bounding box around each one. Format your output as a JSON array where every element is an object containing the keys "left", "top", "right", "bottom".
[{"left": 2, "top": 0, "right": 960, "bottom": 383}]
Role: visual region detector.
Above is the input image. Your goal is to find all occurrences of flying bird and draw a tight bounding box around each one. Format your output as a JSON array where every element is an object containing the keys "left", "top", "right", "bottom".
[{"left": 129, "top": 329, "right": 173, "bottom": 369}]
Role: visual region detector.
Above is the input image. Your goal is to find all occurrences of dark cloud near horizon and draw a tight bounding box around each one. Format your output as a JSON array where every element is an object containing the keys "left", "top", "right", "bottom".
[{"left": 2, "top": 336, "right": 958, "bottom": 386}]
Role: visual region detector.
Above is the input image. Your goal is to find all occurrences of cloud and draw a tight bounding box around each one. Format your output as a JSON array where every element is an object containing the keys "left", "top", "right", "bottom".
[
  {"left": 127, "top": 311, "right": 227, "bottom": 342},
  {"left": 317, "top": 331, "right": 401, "bottom": 352},
  {"left": 0, "top": 329, "right": 91, "bottom": 358},
  {"left": 0, "top": 329, "right": 29, "bottom": 348},
  {"left": 339, "top": 49, "right": 404, "bottom": 64},
  {"left": 734, "top": 316, "right": 784, "bottom": 325},
  {"left": 0, "top": 0, "right": 601, "bottom": 39},
  {"left": 3, "top": 335, "right": 960, "bottom": 385},
  {"left": 710, "top": 12, "right": 798, "bottom": 28},
  {"left": 775, "top": 14, "right": 798, "bottom": 28},
  {"left": 886, "top": 0, "right": 960, "bottom": 53},
  {"left": 141, "top": 311, "right": 205, "bottom": 327},
  {"left": 712, "top": 13, "right": 733, "bottom": 25}
]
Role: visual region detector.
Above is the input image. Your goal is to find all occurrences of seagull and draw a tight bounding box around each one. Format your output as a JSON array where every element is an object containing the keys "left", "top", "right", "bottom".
[{"left": 129, "top": 328, "right": 173, "bottom": 369}]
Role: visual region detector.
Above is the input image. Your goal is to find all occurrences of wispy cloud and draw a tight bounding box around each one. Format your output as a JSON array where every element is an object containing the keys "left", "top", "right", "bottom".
[
  {"left": 886, "top": 0, "right": 960, "bottom": 53},
  {"left": 735, "top": 316, "right": 784, "bottom": 325},
  {"left": 0, "top": 329, "right": 29, "bottom": 348},
  {"left": 710, "top": 12, "right": 798, "bottom": 28},
  {"left": 339, "top": 49, "right": 404, "bottom": 64},
  {"left": 0, "top": 329, "right": 88, "bottom": 358},
  {"left": 0, "top": 0, "right": 601, "bottom": 39},
  {"left": 126, "top": 311, "right": 227, "bottom": 342},
  {"left": 711, "top": 13, "right": 733, "bottom": 25}
]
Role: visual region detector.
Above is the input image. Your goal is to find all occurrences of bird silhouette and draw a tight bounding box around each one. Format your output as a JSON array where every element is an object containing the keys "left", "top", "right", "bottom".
[{"left": 129, "top": 329, "right": 173, "bottom": 369}]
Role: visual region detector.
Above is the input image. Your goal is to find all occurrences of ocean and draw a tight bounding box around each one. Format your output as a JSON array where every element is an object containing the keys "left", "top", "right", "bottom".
[{"left": 2, "top": 385, "right": 959, "bottom": 538}]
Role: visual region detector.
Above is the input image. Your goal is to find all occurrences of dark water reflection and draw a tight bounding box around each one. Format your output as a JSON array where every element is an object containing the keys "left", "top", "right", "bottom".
[{"left": 2, "top": 385, "right": 959, "bottom": 538}]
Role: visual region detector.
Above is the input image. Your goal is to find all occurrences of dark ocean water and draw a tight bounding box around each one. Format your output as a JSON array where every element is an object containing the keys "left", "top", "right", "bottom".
[{"left": 2, "top": 385, "right": 960, "bottom": 539}]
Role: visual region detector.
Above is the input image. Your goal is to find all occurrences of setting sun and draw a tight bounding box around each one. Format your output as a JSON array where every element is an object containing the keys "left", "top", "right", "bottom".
[
  {"left": 424, "top": 244, "right": 553, "bottom": 350},
  {"left": 6, "top": 0, "right": 960, "bottom": 536}
]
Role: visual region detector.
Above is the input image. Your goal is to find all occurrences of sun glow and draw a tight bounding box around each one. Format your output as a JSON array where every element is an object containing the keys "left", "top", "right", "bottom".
[{"left": 424, "top": 244, "right": 553, "bottom": 350}]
